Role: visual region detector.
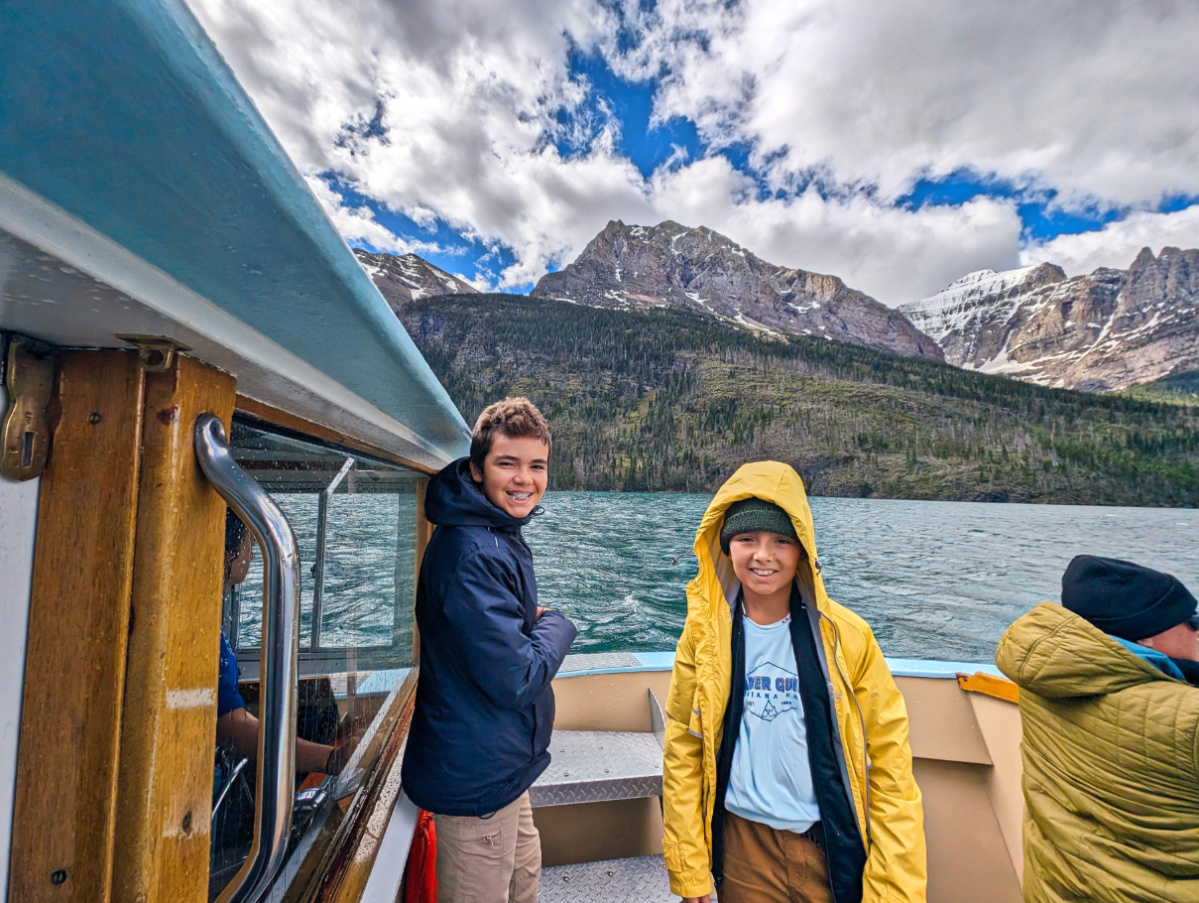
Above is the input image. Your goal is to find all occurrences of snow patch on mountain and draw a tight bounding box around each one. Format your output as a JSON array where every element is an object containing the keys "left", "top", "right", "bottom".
[
  {"left": 354, "top": 248, "right": 478, "bottom": 311},
  {"left": 531, "top": 220, "right": 943, "bottom": 360},
  {"left": 899, "top": 249, "right": 1199, "bottom": 391}
]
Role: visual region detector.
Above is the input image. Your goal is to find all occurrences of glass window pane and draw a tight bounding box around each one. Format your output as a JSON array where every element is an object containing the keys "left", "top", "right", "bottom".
[
  {"left": 233, "top": 492, "right": 318, "bottom": 648},
  {"left": 321, "top": 493, "right": 401, "bottom": 648},
  {"left": 210, "top": 416, "right": 424, "bottom": 901}
]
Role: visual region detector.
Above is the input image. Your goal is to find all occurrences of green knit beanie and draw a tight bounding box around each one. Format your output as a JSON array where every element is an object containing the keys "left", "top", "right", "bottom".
[{"left": 719, "top": 498, "right": 799, "bottom": 554}]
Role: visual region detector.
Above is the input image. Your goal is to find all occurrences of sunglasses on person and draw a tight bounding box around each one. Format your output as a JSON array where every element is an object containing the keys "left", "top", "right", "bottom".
[{"left": 1186, "top": 612, "right": 1199, "bottom": 632}]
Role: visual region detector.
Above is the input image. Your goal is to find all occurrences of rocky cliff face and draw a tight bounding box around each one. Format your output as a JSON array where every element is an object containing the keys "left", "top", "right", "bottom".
[
  {"left": 354, "top": 248, "right": 477, "bottom": 312},
  {"left": 900, "top": 247, "right": 1199, "bottom": 391},
  {"left": 530, "top": 220, "right": 944, "bottom": 360}
]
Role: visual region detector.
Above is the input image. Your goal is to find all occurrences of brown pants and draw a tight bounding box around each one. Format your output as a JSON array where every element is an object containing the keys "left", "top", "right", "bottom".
[
  {"left": 433, "top": 792, "right": 540, "bottom": 903},
  {"left": 719, "top": 812, "right": 834, "bottom": 903}
]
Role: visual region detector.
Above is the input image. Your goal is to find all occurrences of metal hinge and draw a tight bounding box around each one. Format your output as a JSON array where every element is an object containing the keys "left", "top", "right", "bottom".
[{"left": 1, "top": 334, "right": 57, "bottom": 481}]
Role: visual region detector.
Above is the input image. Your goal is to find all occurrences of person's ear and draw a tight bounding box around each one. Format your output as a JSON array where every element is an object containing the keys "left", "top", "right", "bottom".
[{"left": 469, "top": 459, "right": 483, "bottom": 483}]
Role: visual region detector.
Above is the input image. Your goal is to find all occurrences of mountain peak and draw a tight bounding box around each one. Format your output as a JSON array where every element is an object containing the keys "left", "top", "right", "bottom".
[
  {"left": 532, "top": 221, "right": 942, "bottom": 359},
  {"left": 1132, "top": 246, "right": 1156, "bottom": 268},
  {"left": 354, "top": 248, "right": 478, "bottom": 310}
]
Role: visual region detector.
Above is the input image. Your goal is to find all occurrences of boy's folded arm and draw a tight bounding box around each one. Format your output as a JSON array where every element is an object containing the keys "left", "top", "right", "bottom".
[
  {"left": 665, "top": 617, "right": 699, "bottom": 722},
  {"left": 440, "top": 549, "right": 575, "bottom": 710},
  {"left": 662, "top": 715, "right": 711, "bottom": 897},
  {"left": 528, "top": 608, "right": 578, "bottom": 680},
  {"left": 661, "top": 619, "right": 712, "bottom": 898},
  {"left": 855, "top": 626, "right": 928, "bottom": 903}
]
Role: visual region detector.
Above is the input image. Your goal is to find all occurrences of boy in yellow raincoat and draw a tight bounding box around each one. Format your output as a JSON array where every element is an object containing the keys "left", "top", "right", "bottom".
[{"left": 662, "top": 461, "right": 926, "bottom": 903}]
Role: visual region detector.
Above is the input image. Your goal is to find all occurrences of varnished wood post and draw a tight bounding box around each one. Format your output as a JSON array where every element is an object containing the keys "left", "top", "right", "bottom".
[
  {"left": 111, "top": 356, "right": 235, "bottom": 903},
  {"left": 9, "top": 351, "right": 145, "bottom": 902}
]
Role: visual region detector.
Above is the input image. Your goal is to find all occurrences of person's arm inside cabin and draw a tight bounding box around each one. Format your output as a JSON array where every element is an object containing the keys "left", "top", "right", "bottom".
[
  {"left": 439, "top": 548, "right": 576, "bottom": 710},
  {"left": 216, "top": 707, "right": 342, "bottom": 774},
  {"left": 217, "top": 633, "right": 345, "bottom": 774}
]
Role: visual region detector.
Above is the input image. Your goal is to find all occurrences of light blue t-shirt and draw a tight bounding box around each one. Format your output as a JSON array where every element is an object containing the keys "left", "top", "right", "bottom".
[{"left": 724, "top": 613, "right": 821, "bottom": 833}]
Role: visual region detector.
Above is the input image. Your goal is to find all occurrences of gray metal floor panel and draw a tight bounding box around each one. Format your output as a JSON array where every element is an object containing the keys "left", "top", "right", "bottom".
[
  {"left": 538, "top": 855, "right": 675, "bottom": 903},
  {"left": 530, "top": 731, "right": 663, "bottom": 807},
  {"left": 559, "top": 651, "right": 643, "bottom": 674}
]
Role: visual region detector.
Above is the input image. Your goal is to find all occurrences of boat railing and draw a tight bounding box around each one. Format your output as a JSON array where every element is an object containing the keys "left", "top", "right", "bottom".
[{"left": 195, "top": 414, "right": 301, "bottom": 903}]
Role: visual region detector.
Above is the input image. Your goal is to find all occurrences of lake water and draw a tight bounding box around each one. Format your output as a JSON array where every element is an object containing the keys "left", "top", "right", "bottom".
[
  {"left": 524, "top": 493, "right": 1199, "bottom": 663},
  {"left": 235, "top": 490, "right": 1197, "bottom": 666}
]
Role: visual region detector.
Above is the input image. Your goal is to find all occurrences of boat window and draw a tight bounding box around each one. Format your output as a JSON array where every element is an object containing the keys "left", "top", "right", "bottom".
[{"left": 210, "top": 416, "right": 423, "bottom": 900}]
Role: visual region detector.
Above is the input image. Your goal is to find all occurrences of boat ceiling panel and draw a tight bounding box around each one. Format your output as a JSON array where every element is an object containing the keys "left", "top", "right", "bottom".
[{"left": 0, "top": 0, "right": 469, "bottom": 466}]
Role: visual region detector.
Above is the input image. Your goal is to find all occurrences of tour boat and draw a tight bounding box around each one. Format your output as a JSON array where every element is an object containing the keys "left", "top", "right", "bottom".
[{"left": 0, "top": 2, "right": 1025, "bottom": 901}]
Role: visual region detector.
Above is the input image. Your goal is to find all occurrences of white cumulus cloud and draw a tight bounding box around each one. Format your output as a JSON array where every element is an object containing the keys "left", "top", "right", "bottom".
[
  {"left": 644, "top": 158, "right": 1024, "bottom": 303},
  {"left": 1021, "top": 205, "right": 1199, "bottom": 277},
  {"left": 187, "top": 0, "right": 1199, "bottom": 302},
  {"left": 622, "top": 0, "right": 1199, "bottom": 207}
]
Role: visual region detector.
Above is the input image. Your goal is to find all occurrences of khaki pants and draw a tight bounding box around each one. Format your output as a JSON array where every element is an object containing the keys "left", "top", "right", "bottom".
[
  {"left": 720, "top": 811, "right": 833, "bottom": 903},
  {"left": 433, "top": 792, "right": 540, "bottom": 903}
]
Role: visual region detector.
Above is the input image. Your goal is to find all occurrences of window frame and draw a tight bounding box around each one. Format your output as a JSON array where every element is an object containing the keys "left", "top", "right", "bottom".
[{"left": 225, "top": 414, "right": 424, "bottom": 677}]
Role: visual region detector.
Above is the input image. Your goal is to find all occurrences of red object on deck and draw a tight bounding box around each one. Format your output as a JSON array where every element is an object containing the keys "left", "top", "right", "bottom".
[{"left": 403, "top": 809, "right": 437, "bottom": 903}]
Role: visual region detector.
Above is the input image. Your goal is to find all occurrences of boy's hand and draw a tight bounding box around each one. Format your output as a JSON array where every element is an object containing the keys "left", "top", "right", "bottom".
[{"left": 536, "top": 606, "right": 548, "bottom": 619}]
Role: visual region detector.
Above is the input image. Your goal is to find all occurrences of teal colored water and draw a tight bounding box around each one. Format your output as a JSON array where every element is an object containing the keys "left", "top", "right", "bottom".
[{"left": 524, "top": 493, "right": 1199, "bottom": 662}]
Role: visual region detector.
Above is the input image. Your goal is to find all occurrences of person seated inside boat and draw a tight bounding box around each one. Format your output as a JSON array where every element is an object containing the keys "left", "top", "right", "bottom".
[
  {"left": 997, "top": 556, "right": 1199, "bottom": 903},
  {"left": 662, "top": 461, "right": 926, "bottom": 903},
  {"left": 218, "top": 508, "right": 351, "bottom": 776}
]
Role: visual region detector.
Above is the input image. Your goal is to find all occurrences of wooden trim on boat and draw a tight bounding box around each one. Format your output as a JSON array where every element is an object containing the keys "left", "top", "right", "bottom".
[
  {"left": 313, "top": 674, "right": 419, "bottom": 903},
  {"left": 956, "top": 671, "right": 1020, "bottom": 704},
  {"left": 112, "top": 356, "right": 236, "bottom": 903},
  {"left": 236, "top": 395, "right": 438, "bottom": 474},
  {"left": 10, "top": 350, "right": 146, "bottom": 903}
]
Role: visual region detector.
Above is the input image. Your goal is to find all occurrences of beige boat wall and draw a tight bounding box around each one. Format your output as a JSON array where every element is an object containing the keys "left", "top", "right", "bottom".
[{"left": 538, "top": 657, "right": 1023, "bottom": 903}]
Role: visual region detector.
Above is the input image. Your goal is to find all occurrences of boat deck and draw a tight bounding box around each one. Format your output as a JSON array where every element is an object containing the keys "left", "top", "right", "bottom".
[
  {"left": 528, "top": 652, "right": 1026, "bottom": 903},
  {"left": 530, "top": 730, "right": 662, "bottom": 807},
  {"left": 538, "top": 855, "right": 676, "bottom": 902}
]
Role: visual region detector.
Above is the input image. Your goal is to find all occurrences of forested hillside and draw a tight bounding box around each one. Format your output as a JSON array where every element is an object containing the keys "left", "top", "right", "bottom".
[
  {"left": 402, "top": 294, "right": 1199, "bottom": 505},
  {"left": 1128, "top": 370, "right": 1199, "bottom": 404}
]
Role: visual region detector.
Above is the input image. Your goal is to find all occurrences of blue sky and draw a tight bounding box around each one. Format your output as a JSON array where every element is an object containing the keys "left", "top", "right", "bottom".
[
  {"left": 194, "top": 0, "right": 1199, "bottom": 304},
  {"left": 328, "top": 176, "right": 521, "bottom": 288}
]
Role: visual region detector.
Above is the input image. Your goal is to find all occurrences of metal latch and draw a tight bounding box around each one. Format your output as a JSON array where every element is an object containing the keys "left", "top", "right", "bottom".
[
  {"left": 115, "top": 334, "right": 190, "bottom": 372},
  {"left": 1, "top": 335, "right": 56, "bottom": 481}
]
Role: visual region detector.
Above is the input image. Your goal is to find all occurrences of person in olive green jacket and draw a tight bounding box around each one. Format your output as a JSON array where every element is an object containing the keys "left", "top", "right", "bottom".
[{"left": 996, "top": 555, "right": 1199, "bottom": 903}]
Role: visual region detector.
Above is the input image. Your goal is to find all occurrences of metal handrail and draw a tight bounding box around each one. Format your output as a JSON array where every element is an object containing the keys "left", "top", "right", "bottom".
[
  {"left": 195, "top": 414, "right": 300, "bottom": 903},
  {"left": 310, "top": 455, "right": 354, "bottom": 650},
  {"left": 212, "top": 755, "right": 251, "bottom": 825}
]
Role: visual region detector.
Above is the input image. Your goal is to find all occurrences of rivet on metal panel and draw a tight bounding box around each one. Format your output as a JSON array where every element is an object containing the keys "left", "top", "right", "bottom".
[
  {"left": 115, "top": 334, "right": 190, "bottom": 373},
  {"left": 0, "top": 334, "right": 56, "bottom": 481}
]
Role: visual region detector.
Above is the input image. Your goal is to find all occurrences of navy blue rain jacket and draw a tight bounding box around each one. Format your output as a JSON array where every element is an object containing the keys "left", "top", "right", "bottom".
[{"left": 401, "top": 458, "right": 577, "bottom": 816}]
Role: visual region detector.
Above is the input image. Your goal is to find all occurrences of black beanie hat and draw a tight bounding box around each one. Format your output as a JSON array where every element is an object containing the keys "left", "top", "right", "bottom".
[
  {"left": 719, "top": 498, "right": 799, "bottom": 555},
  {"left": 1061, "top": 555, "right": 1198, "bottom": 641}
]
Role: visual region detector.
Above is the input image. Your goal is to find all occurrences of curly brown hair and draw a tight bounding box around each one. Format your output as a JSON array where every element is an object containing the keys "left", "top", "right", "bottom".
[{"left": 469, "top": 397, "right": 552, "bottom": 472}]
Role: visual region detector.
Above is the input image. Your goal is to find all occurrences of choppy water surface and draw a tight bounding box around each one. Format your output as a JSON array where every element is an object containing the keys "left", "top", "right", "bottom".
[
  {"left": 524, "top": 493, "right": 1199, "bottom": 662},
  {"left": 237, "top": 490, "right": 1196, "bottom": 665}
]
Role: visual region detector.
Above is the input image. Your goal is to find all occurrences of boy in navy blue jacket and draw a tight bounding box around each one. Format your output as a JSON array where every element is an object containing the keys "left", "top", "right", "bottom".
[{"left": 402, "top": 397, "right": 576, "bottom": 903}]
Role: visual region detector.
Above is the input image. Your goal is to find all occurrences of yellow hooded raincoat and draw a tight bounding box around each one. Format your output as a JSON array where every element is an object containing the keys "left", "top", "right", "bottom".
[{"left": 661, "top": 462, "right": 927, "bottom": 901}]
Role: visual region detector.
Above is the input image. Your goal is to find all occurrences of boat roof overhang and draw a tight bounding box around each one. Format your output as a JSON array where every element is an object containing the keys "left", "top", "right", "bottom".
[{"left": 0, "top": 0, "right": 470, "bottom": 471}]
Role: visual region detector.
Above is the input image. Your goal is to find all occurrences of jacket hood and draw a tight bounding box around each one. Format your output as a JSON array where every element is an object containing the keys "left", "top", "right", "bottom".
[
  {"left": 996, "top": 602, "right": 1184, "bottom": 699},
  {"left": 688, "top": 461, "right": 828, "bottom": 617},
  {"left": 424, "top": 457, "right": 537, "bottom": 530}
]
